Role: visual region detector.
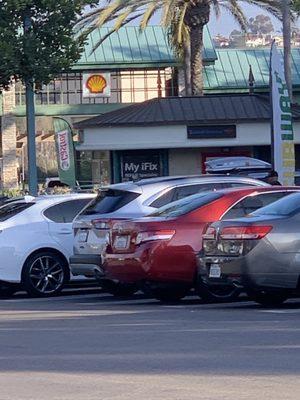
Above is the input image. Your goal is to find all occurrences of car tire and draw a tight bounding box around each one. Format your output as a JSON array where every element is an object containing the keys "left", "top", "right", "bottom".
[
  {"left": 100, "top": 280, "right": 138, "bottom": 297},
  {"left": 249, "top": 291, "right": 288, "bottom": 307},
  {"left": 22, "top": 251, "right": 69, "bottom": 298},
  {"left": 196, "top": 278, "right": 241, "bottom": 303},
  {"left": 150, "top": 287, "right": 190, "bottom": 303},
  {"left": 0, "top": 283, "right": 19, "bottom": 298}
]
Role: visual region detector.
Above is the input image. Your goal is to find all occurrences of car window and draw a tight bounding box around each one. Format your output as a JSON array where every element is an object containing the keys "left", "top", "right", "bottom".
[
  {"left": 80, "top": 190, "right": 140, "bottom": 215},
  {"left": 0, "top": 202, "right": 35, "bottom": 222},
  {"left": 173, "top": 183, "right": 224, "bottom": 202},
  {"left": 222, "top": 192, "right": 292, "bottom": 219},
  {"left": 221, "top": 182, "right": 258, "bottom": 188},
  {"left": 252, "top": 192, "right": 300, "bottom": 217},
  {"left": 47, "top": 181, "right": 69, "bottom": 189},
  {"left": 150, "top": 188, "right": 176, "bottom": 208},
  {"left": 44, "top": 199, "right": 91, "bottom": 223},
  {"left": 151, "top": 192, "right": 224, "bottom": 218}
]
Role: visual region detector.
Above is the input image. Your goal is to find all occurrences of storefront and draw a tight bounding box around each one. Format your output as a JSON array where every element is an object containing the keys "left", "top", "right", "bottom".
[{"left": 75, "top": 94, "right": 300, "bottom": 184}]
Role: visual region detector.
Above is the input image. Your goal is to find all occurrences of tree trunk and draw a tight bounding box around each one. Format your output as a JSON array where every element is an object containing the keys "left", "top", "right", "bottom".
[
  {"left": 184, "top": 38, "right": 192, "bottom": 95},
  {"left": 190, "top": 24, "right": 204, "bottom": 95},
  {"left": 282, "top": 0, "right": 293, "bottom": 101}
]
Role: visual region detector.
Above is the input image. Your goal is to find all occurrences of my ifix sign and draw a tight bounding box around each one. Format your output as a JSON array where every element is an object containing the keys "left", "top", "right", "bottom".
[
  {"left": 121, "top": 153, "right": 161, "bottom": 181},
  {"left": 270, "top": 41, "right": 295, "bottom": 185}
]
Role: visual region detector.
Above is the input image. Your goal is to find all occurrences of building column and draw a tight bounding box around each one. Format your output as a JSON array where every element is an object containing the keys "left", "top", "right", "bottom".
[{"left": 1, "top": 85, "right": 18, "bottom": 190}]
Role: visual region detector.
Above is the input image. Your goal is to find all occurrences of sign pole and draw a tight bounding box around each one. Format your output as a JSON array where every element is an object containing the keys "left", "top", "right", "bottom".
[{"left": 270, "top": 40, "right": 275, "bottom": 169}]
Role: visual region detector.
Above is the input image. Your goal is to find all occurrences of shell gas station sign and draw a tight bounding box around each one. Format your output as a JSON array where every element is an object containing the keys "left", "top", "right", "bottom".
[{"left": 83, "top": 72, "right": 111, "bottom": 98}]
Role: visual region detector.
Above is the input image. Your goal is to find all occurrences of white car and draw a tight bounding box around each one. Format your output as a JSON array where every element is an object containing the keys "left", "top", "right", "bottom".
[{"left": 0, "top": 194, "right": 94, "bottom": 297}]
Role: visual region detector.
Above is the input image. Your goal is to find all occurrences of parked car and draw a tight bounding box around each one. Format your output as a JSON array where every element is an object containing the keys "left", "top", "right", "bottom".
[
  {"left": 70, "top": 175, "right": 269, "bottom": 291},
  {"left": 43, "top": 177, "right": 83, "bottom": 193},
  {"left": 0, "top": 193, "right": 94, "bottom": 297},
  {"left": 198, "top": 191, "right": 300, "bottom": 306},
  {"left": 101, "top": 187, "right": 299, "bottom": 301}
]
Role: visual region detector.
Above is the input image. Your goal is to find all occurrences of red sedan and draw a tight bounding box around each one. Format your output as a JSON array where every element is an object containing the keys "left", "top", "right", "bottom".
[{"left": 101, "top": 187, "right": 299, "bottom": 302}]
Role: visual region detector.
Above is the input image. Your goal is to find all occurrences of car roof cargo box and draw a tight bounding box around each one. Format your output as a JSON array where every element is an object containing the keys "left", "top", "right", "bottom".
[{"left": 205, "top": 157, "right": 272, "bottom": 179}]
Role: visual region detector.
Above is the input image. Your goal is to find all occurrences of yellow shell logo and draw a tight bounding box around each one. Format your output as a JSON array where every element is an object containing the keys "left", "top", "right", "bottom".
[{"left": 86, "top": 74, "right": 107, "bottom": 94}]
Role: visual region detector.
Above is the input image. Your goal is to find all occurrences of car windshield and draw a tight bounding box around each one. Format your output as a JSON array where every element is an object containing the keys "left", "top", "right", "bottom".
[
  {"left": 80, "top": 189, "right": 140, "bottom": 215},
  {"left": 151, "top": 192, "right": 224, "bottom": 218},
  {"left": 252, "top": 192, "right": 300, "bottom": 217},
  {"left": 0, "top": 202, "right": 35, "bottom": 222}
]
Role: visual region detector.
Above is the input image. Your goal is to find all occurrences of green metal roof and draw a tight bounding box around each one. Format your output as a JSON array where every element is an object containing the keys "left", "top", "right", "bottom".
[
  {"left": 75, "top": 25, "right": 217, "bottom": 70},
  {"left": 204, "top": 48, "right": 300, "bottom": 93}
]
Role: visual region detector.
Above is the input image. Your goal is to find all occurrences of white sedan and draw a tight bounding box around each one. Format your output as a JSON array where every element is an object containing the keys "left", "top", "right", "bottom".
[{"left": 0, "top": 194, "right": 94, "bottom": 297}]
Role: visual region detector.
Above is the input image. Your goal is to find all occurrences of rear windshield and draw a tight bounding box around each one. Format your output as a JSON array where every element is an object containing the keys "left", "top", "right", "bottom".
[
  {"left": 252, "top": 192, "right": 300, "bottom": 217},
  {"left": 0, "top": 202, "right": 34, "bottom": 222},
  {"left": 151, "top": 192, "right": 224, "bottom": 218},
  {"left": 80, "top": 189, "right": 140, "bottom": 215}
]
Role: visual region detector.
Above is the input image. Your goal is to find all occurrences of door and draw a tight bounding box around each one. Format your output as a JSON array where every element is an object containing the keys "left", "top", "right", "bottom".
[{"left": 44, "top": 199, "right": 91, "bottom": 255}]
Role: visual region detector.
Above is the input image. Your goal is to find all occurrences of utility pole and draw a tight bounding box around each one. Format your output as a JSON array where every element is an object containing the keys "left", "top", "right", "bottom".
[
  {"left": 282, "top": 0, "right": 293, "bottom": 101},
  {"left": 24, "top": 12, "right": 38, "bottom": 196}
]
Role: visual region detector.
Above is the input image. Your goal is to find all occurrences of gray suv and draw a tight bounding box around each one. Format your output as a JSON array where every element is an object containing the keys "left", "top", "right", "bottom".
[{"left": 70, "top": 175, "right": 269, "bottom": 284}]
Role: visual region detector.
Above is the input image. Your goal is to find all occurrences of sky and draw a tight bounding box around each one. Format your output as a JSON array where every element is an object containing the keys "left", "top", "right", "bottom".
[
  {"left": 208, "top": 4, "right": 282, "bottom": 36},
  {"left": 90, "top": 3, "right": 299, "bottom": 36}
]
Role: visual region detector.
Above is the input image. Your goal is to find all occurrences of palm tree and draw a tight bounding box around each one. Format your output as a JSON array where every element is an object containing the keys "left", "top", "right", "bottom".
[{"left": 78, "top": 1, "right": 283, "bottom": 95}]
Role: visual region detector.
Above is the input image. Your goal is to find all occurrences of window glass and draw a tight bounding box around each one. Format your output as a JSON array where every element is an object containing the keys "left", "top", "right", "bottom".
[
  {"left": 252, "top": 192, "right": 300, "bottom": 217},
  {"left": 80, "top": 190, "right": 140, "bottom": 216},
  {"left": 223, "top": 192, "right": 293, "bottom": 219},
  {"left": 150, "top": 189, "right": 176, "bottom": 208},
  {"left": 44, "top": 199, "right": 91, "bottom": 223},
  {"left": 221, "top": 182, "right": 257, "bottom": 188},
  {"left": 151, "top": 192, "right": 224, "bottom": 218},
  {"left": 173, "top": 183, "right": 224, "bottom": 202},
  {"left": 0, "top": 202, "right": 34, "bottom": 222}
]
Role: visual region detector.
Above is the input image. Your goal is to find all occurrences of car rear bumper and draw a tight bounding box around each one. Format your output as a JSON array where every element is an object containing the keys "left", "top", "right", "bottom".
[
  {"left": 103, "top": 248, "right": 197, "bottom": 285},
  {"left": 198, "top": 252, "right": 300, "bottom": 290},
  {"left": 103, "top": 253, "right": 147, "bottom": 284},
  {"left": 198, "top": 255, "right": 245, "bottom": 288},
  {"left": 70, "top": 255, "right": 104, "bottom": 279}
]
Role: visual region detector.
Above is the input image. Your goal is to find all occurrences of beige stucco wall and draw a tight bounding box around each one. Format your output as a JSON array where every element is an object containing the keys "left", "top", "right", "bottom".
[{"left": 169, "top": 149, "right": 202, "bottom": 175}]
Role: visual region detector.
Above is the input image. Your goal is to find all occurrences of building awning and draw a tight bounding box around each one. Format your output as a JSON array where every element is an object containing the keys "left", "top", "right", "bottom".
[
  {"left": 74, "top": 94, "right": 300, "bottom": 129},
  {"left": 74, "top": 25, "right": 217, "bottom": 70}
]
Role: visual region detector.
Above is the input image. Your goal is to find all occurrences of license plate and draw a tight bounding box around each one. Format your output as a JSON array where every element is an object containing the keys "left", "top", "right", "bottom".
[
  {"left": 114, "top": 235, "right": 129, "bottom": 250},
  {"left": 209, "top": 264, "right": 221, "bottom": 278},
  {"left": 78, "top": 230, "right": 88, "bottom": 243}
]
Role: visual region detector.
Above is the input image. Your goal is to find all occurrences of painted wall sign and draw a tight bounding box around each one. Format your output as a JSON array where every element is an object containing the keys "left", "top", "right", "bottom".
[
  {"left": 187, "top": 125, "right": 236, "bottom": 139},
  {"left": 83, "top": 72, "right": 111, "bottom": 98}
]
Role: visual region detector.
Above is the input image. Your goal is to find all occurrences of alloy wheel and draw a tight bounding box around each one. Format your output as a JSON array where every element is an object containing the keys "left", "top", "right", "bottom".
[{"left": 29, "top": 255, "right": 65, "bottom": 295}]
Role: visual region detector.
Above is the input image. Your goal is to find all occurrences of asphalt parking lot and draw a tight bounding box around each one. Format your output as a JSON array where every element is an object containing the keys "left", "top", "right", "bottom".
[{"left": 0, "top": 289, "right": 299, "bottom": 400}]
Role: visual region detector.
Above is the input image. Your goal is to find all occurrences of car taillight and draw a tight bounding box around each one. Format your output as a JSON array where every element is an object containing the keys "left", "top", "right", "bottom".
[
  {"left": 220, "top": 226, "right": 273, "bottom": 240},
  {"left": 92, "top": 219, "right": 110, "bottom": 230},
  {"left": 135, "top": 230, "right": 175, "bottom": 245},
  {"left": 202, "top": 226, "right": 217, "bottom": 240}
]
